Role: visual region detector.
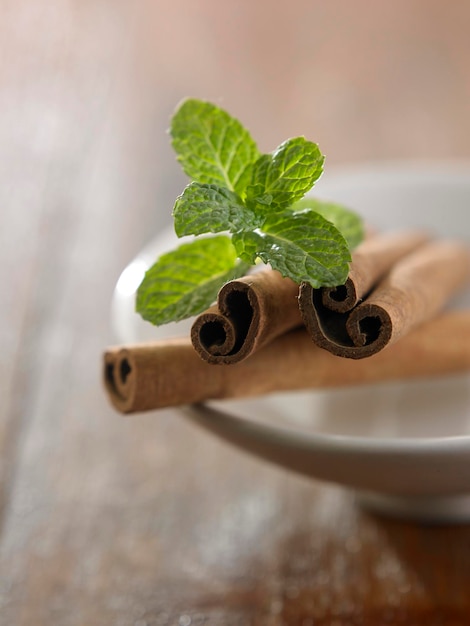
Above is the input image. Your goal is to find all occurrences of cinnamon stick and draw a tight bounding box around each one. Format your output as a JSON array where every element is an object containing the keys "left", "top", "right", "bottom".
[
  {"left": 299, "top": 237, "right": 470, "bottom": 359},
  {"left": 191, "top": 269, "right": 302, "bottom": 364},
  {"left": 104, "top": 311, "right": 470, "bottom": 413}
]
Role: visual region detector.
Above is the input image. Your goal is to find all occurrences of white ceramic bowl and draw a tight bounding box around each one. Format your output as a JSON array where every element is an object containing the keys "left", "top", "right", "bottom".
[{"left": 112, "top": 162, "right": 470, "bottom": 523}]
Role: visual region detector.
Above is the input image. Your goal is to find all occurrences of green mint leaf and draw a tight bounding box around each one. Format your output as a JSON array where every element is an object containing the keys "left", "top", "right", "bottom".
[
  {"left": 231, "top": 231, "right": 260, "bottom": 265},
  {"left": 292, "top": 197, "right": 364, "bottom": 249},
  {"left": 136, "top": 236, "right": 250, "bottom": 325},
  {"left": 170, "top": 99, "right": 260, "bottom": 196},
  {"left": 173, "top": 182, "right": 262, "bottom": 237},
  {"left": 245, "top": 137, "right": 324, "bottom": 214},
  {"left": 232, "top": 211, "right": 350, "bottom": 287}
]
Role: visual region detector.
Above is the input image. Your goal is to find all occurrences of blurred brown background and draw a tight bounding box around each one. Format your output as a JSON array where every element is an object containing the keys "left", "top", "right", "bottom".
[{"left": 1, "top": 1, "right": 470, "bottom": 623}]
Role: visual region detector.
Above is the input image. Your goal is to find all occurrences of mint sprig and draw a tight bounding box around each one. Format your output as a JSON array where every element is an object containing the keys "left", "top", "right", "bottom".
[{"left": 136, "top": 99, "right": 364, "bottom": 326}]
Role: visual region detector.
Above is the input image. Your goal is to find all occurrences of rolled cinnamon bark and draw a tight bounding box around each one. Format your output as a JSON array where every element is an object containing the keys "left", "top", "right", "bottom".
[
  {"left": 317, "top": 231, "right": 431, "bottom": 313},
  {"left": 299, "top": 238, "right": 470, "bottom": 359},
  {"left": 191, "top": 269, "right": 302, "bottom": 364},
  {"left": 104, "top": 311, "right": 470, "bottom": 413}
]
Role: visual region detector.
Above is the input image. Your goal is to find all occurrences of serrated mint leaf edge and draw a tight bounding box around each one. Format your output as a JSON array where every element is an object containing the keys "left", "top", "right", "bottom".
[{"left": 291, "top": 198, "right": 365, "bottom": 249}]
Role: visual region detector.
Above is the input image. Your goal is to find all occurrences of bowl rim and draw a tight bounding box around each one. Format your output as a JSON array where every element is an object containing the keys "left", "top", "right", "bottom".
[{"left": 184, "top": 401, "right": 470, "bottom": 454}]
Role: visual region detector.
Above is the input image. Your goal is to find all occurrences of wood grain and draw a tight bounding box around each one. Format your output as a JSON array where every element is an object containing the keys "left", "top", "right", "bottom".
[{"left": 1, "top": 0, "right": 470, "bottom": 623}]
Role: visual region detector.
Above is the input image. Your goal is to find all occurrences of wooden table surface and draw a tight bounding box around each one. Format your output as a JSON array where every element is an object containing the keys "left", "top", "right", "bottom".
[{"left": 1, "top": 1, "right": 470, "bottom": 624}]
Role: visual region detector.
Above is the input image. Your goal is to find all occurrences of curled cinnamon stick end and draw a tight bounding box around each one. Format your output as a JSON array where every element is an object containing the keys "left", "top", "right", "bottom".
[
  {"left": 321, "top": 231, "right": 430, "bottom": 313},
  {"left": 191, "top": 269, "right": 302, "bottom": 364},
  {"left": 104, "top": 338, "right": 221, "bottom": 413},
  {"left": 103, "top": 312, "right": 470, "bottom": 414},
  {"left": 300, "top": 236, "right": 470, "bottom": 359}
]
